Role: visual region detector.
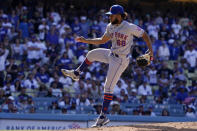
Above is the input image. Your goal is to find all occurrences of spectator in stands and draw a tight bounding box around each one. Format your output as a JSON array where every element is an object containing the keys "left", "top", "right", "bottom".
[
  {"left": 138, "top": 105, "right": 145, "bottom": 116},
  {"left": 46, "top": 23, "right": 59, "bottom": 45},
  {"left": 29, "top": 106, "right": 36, "bottom": 113},
  {"left": 67, "top": 100, "right": 77, "bottom": 113},
  {"left": 50, "top": 74, "right": 63, "bottom": 89},
  {"left": 188, "top": 81, "right": 197, "bottom": 93},
  {"left": 18, "top": 88, "right": 29, "bottom": 100},
  {"left": 133, "top": 68, "right": 144, "bottom": 85},
  {"left": 19, "top": 17, "right": 29, "bottom": 38},
  {"left": 71, "top": 18, "right": 82, "bottom": 35},
  {"left": 48, "top": 101, "right": 60, "bottom": 110},
  {"left": 26, "top": 36, "right": 41, "bottom": 64},
  {"left": 98, "top": 16, "right": 108, "bottom": 35},
  {"left": 37, "top": 40, "right": 47, "bottom": 64},
  {"left": 18, "top": 97, "right": 28, "bottom": 113},
  {"left": 6, "top": 58, "right": 18, "bottom": 82},
  {"left": 155, "top": 85, "right": 168, "bottom": 98},
  {"left": 174, "top": 70, "right": 187, "bottom": 82},
  {"left": 171, "top": 19, "right": 182, "bottom": 35},
  {"left": 80, "top": 16, "right": 89, "bottom": 38},
  {"left": 110, "top": 101, "right": 126, "bottom": 115},
  {"left": 14, "top": 75, "right": 25, "bottom": 92},
  {"left": 129, "top": 88, "right": 138, "bottom": 102},
  {"left": 147, "top": 21, "right": 159, "bottom": 40},
  {"left": 58, "top": 94, "right": 71, "bottom": 109},
  {"left": 137, "top": 81, "right": 152, "bottom": 96},
  {"left": 89, "top": 20, "right": 102, "bottom": 38},
  {"left": 159, "top": 25, "right": 169, "bottom": 40},
  {"left": 184, "top": 45, "right": 197, "bottom": 72},
  {"left": 133, "top": 109, "right": 139, "bottom": 115},
  {"left": 162, "top": 109, "right": 170, "bottom": 116},
  {"left": 74, "top": 80, "right": 87, "bottom": 95},
  {"left": 148, "top": 106, "right": 156, "bottom": 117},
  {"left": 139, "top": 95, "right": 147, "bottom": 104},
  {"left": 88, "top": 81, "right": 101, "bottom": 100},
  {"left": 27, "top": 96, "right": 34, "bottom": 107},
  {"left": 3, "top": 79, "right": 15, "bottom": 96},
  {"left": 61, "top": 107, "right": 67, "bottom": 114},
  {"left": 76, "top": 94, "right": 90, "bottom": 106},
  {"left": 59, "top": 74, "right": 73, "bottom": 88},
  {"left": 148, "top": 65, "right": 157, "bottom": 86},
  {"left": 158, "top": 42, "right": 170, "bottom": 61},
  {"left": 180, "top": 27, "right": 189, "bottom": 42},
  {"left": 11, "top": 39, "right": 25, "bottom": 60},
  {"left": 46, "top": 88, "right": 53, "bottom": 97},
  {"left": 121, "top": 94, "right": 130, "bottom": 103},
  {"left": 176, "top": 86, "right": 188, "bottom": 104},
  {"left": 37, "top": 84, "right": 48, "bottom": 97},
  {"left": 56, "top": 52, "right": 72, "bottom": 70},
  {"left": 65, "top": 44, "right": 75, "bottom": 60},
  {"left": 38, "top": 18, "right": 49, "bottom": 40},
  {"left": 169, "top": 40, "right": 181, "bottom": 60},
  {"left": 114, "top": 81, "right": 127, "bottom": 99},
  {"left": 0, "top": 89, "right": 5, "bottom": 105},
  {"left": 155, "top": 96, "right": 164, "bottom": 104},
  {"left": 119, "top": 89, "right": 128, "bottom": 102},
  {"left": 0, "top": 46, "right": 9, "bottom": 87},
  {"left": 1, "top": 96, "right": 17, "bottom": 113},
  {"left": 93, "top": 103, "right": 102, "bottom": 114},
  {"left": 185, "top": 105, "right": 196, "bottom": 118},
  {"left": 157, "top": 62, "right": 173, "bottom": 79},
  {"left": 51, "top": 81, "right": 62, "bottom": 97},
  {"left": 35, "top": 67, "right": 50, "bottom": 85},
  {"left": 8, "top": 102, "right": 18, "bottom": 113},
  {"left": 173, "top": 61, "right": 183, "bottom": 76},
  {"left": 24, "top": 73, "right": 39, "bottom": 89}
]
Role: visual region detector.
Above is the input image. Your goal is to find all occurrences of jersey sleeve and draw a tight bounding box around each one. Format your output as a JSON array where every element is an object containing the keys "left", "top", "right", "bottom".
[
  {"left": 103, "top": 24, "right": 111, "bottom": 37},
  {"left": 130, "top": 24, "right": 144, "bottom": 38}
]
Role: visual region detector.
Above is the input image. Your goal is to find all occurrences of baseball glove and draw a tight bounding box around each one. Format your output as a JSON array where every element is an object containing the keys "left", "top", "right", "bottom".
[{"left": 136, "top": 53, "right": 152, "bottom": 67}]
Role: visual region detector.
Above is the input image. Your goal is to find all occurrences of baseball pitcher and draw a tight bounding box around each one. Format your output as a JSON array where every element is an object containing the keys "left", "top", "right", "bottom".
[{"left": 61, "top": 4, "right": 153, "bottom": 127}]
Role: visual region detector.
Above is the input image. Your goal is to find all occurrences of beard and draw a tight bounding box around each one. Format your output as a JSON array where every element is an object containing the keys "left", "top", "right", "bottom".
[{"left": 111, "top": 18, "right": 119, "bottom": 25}]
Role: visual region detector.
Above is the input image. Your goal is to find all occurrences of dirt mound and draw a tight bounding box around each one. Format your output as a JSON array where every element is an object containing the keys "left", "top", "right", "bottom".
[{"left": 67, "top": 122, "right": 197, "bottom": 131}]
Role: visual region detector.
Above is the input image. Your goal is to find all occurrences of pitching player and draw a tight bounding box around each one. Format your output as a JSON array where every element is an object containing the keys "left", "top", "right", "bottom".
[{"left": 61, "top": 5, "right": 153, "bottom": 127}]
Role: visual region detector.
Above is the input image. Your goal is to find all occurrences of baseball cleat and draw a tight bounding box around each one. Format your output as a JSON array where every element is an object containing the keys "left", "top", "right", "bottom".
[
  {"left": 91, "top": 115, "right": 110, "bottom": 128},
  {"left": 61, "top": 69, "right": 79, "bottom": 81}
]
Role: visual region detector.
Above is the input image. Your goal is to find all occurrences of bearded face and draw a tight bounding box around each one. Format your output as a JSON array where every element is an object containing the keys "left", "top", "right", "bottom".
[
  {"left": 109, "top": 14, "right": 121, "bottom": 25},
  {"left": 111, "top": 18, "right": 119, "bottom": 25}
]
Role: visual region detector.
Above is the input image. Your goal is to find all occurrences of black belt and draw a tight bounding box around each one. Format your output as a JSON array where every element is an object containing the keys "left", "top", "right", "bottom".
[
  {"left": 111, "top": 53, "right": 129, "bottom": 58},
  {"left": 112, "top": 53, "right": 119, "bottom": 57}
]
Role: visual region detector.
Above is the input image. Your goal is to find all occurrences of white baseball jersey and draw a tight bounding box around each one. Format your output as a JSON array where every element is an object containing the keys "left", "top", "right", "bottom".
[
  {"left": 86, "top": 20, "right": 144, "bottom": 94},
  {"left": 105, "top": 20, "right": 144, "bottom": 55}
]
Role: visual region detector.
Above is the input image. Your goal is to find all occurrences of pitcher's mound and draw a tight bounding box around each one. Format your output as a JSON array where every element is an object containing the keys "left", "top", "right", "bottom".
[{"left": 67, "top": 122, "right": 197, "bottom": 131}]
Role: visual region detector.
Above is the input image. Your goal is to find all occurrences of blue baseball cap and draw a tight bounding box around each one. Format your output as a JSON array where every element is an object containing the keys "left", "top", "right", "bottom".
[{"left": 106, "top": 5, "right": 124, "bottom": 15}]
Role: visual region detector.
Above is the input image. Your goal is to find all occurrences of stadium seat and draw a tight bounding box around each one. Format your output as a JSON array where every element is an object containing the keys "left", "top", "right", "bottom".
[
  {"left": 169, "top": 109, "right": 185, "bottom": 117},
  {"left": 75, "top": 105, "right": 95, "bottom": 114}
]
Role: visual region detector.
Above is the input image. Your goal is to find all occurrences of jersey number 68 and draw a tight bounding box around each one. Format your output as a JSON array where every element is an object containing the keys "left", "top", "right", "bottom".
[{"left": 117, "top": 40, "right": 126, "bottom": 46}]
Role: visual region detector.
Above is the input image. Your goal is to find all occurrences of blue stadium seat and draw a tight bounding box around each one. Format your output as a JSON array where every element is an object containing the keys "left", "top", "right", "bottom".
[{"left": 75, "top": 105, "right": 95, "bottom": 114}]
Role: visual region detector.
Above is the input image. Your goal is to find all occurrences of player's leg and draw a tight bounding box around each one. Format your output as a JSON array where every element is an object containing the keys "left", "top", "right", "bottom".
[
  {"left": 75, "top": 48, "right": 110, "bottom": 72},
  {"left": 92, "top": 56, "right": 130, "bottom": 127},
  {"left": 61, "top": 48, "right": 110, "bottom": 81}
]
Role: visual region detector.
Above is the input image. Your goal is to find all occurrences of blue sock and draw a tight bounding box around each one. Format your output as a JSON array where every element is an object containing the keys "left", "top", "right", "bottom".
[
  {"left": 76, "top": 58, "right": 92, "bottom": 73},
  {"left": 101, "top": 93, "right": 113, "bottom": 117}
]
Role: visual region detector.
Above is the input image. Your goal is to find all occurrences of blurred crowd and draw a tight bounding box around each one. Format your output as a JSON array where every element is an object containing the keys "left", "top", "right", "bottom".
[{"left": 0, "top": 0, "right": 197, "bottom": 118}]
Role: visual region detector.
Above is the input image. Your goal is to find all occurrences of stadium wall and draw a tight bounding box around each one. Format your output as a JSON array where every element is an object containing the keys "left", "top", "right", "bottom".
[{"left": 0, "top": 113, "right": 197, "bottom": 130}]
